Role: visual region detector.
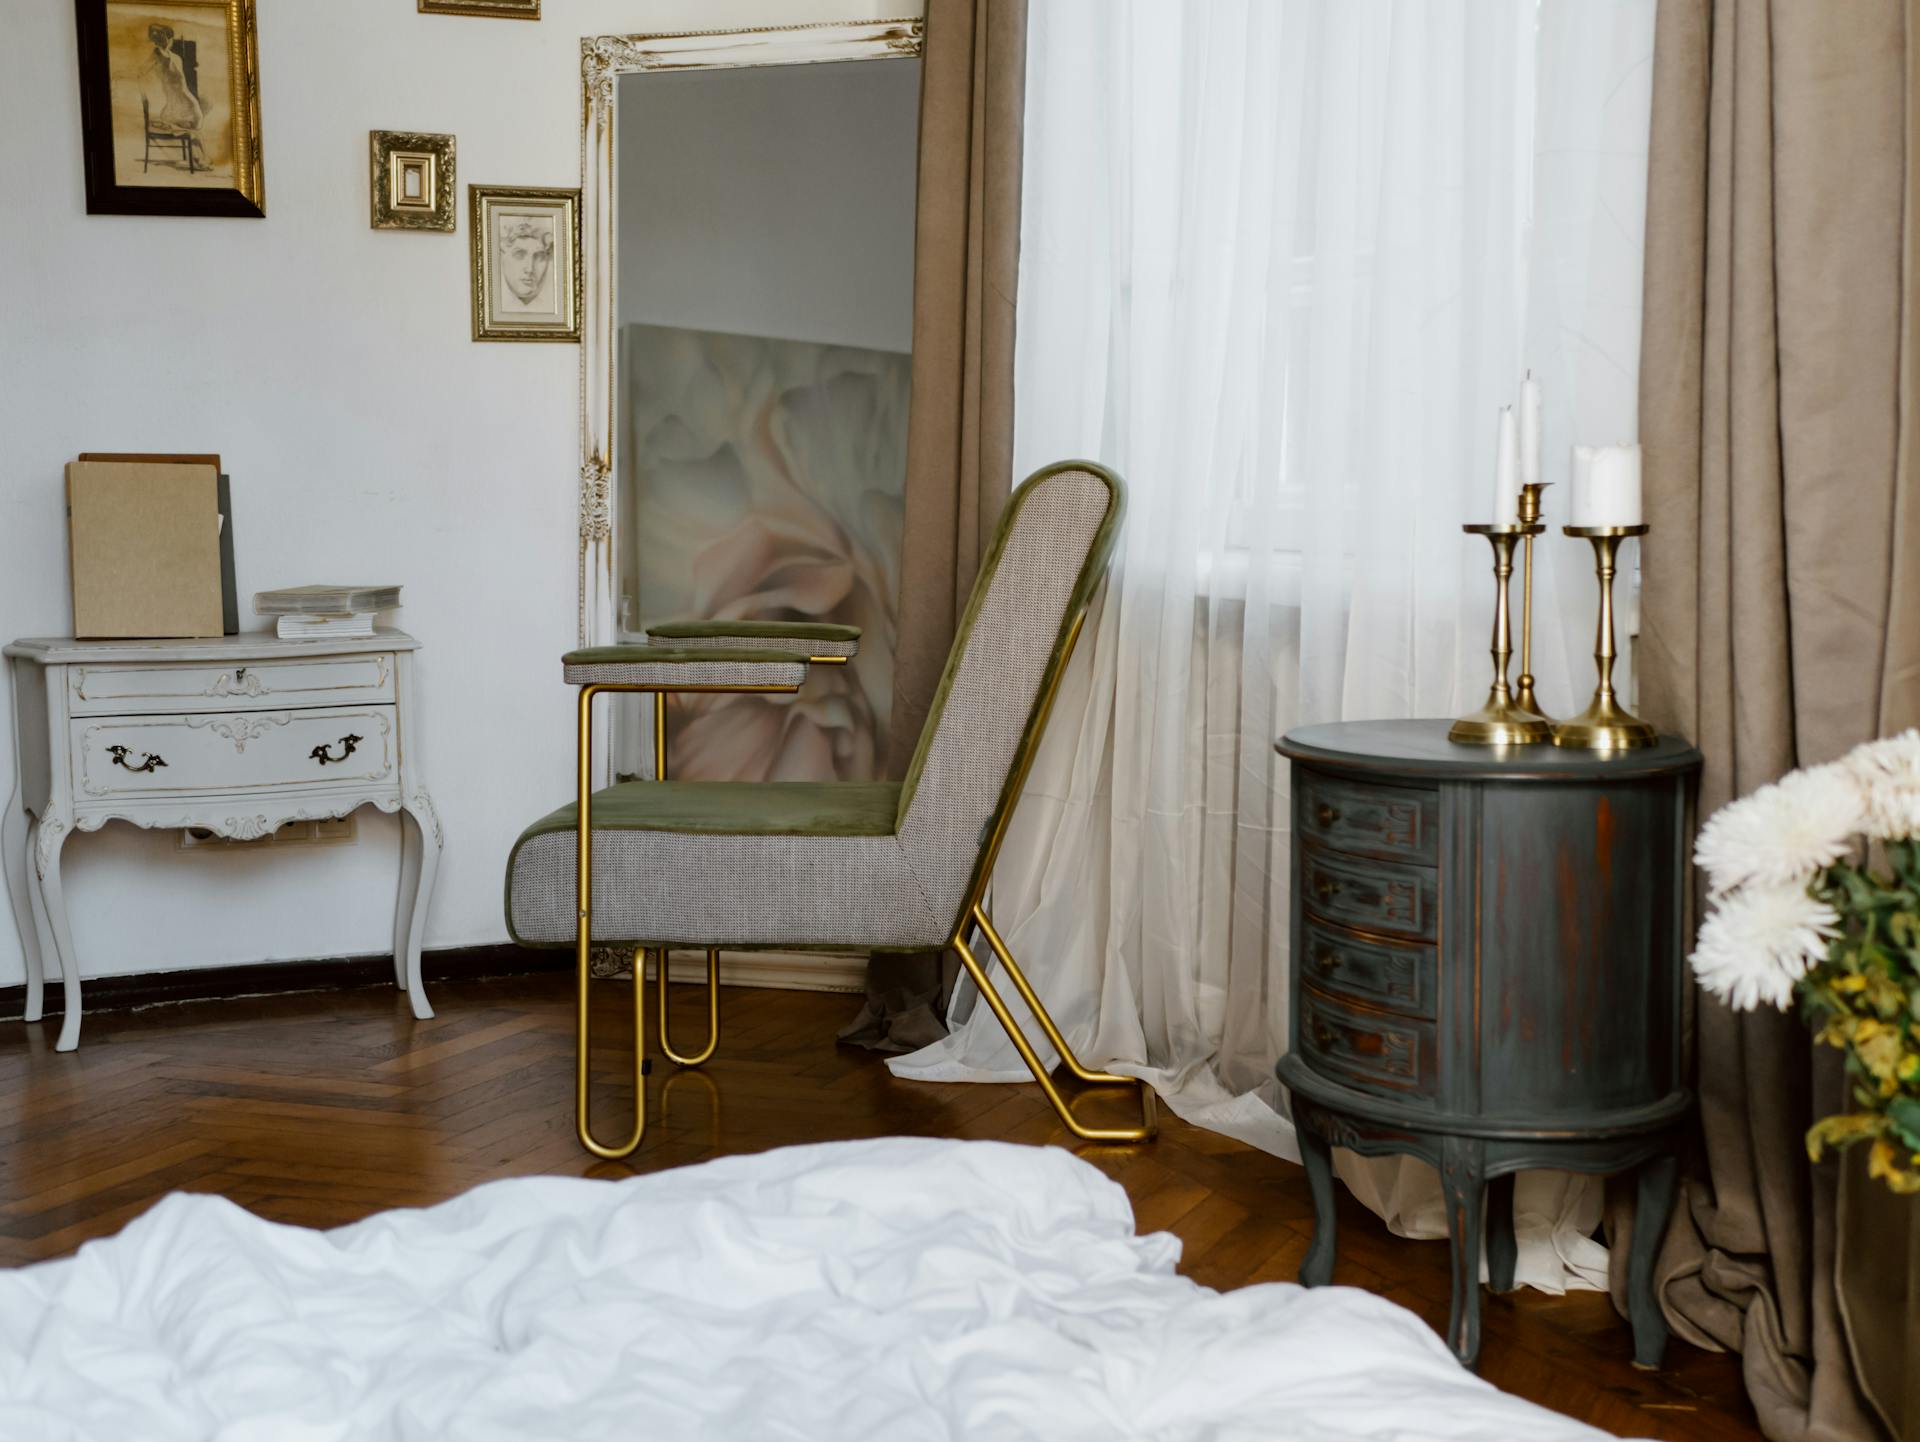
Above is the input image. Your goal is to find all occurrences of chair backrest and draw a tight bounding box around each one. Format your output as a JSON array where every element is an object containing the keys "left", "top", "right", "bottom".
[{"left": 894, "top": 460, "right": 1126, "bottom": 938}]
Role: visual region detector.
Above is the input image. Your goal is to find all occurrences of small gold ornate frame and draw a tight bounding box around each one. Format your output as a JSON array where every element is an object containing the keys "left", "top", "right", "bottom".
[
  {"left": 469, "top": 184, "right": 582, "bottom": 343},
  {"left": 418, "top": 0, "right": 538, "bottom": 17},
  {"left": 369, "top": 131, "right": 455, "bottom": 232}
]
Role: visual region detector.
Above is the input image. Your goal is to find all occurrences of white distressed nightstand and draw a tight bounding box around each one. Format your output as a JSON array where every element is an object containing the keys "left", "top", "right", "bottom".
[{"left": 1, "top": 629, "right": 440, "bottom": 1050}]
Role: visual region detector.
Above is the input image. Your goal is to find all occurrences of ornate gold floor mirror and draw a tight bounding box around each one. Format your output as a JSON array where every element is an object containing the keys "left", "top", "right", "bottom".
[{"left": 570, "top": 18, "right": 927, "bottom": 1154}]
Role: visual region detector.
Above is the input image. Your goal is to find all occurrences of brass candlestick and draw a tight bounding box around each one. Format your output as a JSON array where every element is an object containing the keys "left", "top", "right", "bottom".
[
  {"left": 1552, "top": 524, "right": 1657, "bottom": 750},
  {"left": 1514, "top": 483, "right": 1552, "bottom": 718},
  {"left": 1450, "top": 523, "right": 1552, "bottom": 745}
]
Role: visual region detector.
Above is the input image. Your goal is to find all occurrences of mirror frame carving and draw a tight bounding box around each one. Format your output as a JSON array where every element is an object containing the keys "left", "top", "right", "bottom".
[{"left": 574, "top": 17, "right": 925, "bottom": 651}]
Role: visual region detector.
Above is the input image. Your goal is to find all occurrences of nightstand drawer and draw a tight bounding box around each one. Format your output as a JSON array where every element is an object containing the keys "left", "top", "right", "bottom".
[
  {"left": 1300, "top": 916, "right": 1436, "bottom": 1019},
  {"left": 1298, "top": 770, "right": 1438, "bottom": 865},
  {"left": 1298, "top": 986, "right": 1436, "bottom": 1104},
  {"left": 1300, "top": 844, "right": 1437, "bottom": 942},
  {"left": 67, "top": 652, "right": 397, "bottom": 716},
  {"left": 72, "top": 706, "right": 396, "bottom": 799}
]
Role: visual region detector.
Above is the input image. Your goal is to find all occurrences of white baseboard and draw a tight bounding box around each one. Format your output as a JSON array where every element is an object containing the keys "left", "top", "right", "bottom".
[{"left": 645, "top": 949, "right": 867, "bottom": 995}]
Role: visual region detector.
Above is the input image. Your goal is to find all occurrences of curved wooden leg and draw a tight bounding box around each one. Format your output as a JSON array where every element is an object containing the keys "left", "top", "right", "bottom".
[
  {"left": 1440, "top": 1135, "right": 1488, "bottom": 1367},
  {"left": 1629, "top": 1152, "right": 1679, "bottom": 1370},
  {"left": 395, "top": 793, "right": 440, "bottom": 1020},
  {"left": 1297, "top": 1121, "right": 1337, "bottom": 1287},
  {"left": 392, "top": 807, "right": 420, "bottom": 993},
  {"left": 1486, "top": 1171, "right": 1518, "bottom": 1293},
  {"left": 4, "top": 799, "right": 43, "bottom": 1025},
  {"left": 35, "top": 817, "right": 81, "bottom": 1053}
]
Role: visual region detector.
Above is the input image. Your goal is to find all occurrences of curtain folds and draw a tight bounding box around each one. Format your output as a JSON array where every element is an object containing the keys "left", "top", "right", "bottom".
[
  {"left": 845, "top": 0, "right": 1029, "bottom": 1054},
  {"left": 892, "top": 0, "right": 1658, "bottom": 1295},
  {"left": 1634, "top": 1, "right": 1912, "bottom": 1437}
]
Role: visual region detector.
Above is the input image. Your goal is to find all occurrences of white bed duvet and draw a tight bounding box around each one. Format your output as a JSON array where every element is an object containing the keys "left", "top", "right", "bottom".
[{"left": 0, "top": 1138, "right": 1627, "bottom": 1441}]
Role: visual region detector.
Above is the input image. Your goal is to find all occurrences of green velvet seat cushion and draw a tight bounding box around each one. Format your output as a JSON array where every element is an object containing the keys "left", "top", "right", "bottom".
[
  {"left": 514, "top": 780, "right": 903, "bottom": 847},
  {"left": 562, "top": 644, "right": 803, "bottom": 667},
  {"left": 645, "top": 620, "right": 862, "bottom": 644}
]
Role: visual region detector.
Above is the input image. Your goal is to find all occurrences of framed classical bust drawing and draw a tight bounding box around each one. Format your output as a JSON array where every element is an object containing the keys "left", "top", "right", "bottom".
[
  {"left": 73, "top": 0, "right": 265, "bottom": 218},
  {"left": 468, "top": 185, "right": 581, "bottom": 342}
]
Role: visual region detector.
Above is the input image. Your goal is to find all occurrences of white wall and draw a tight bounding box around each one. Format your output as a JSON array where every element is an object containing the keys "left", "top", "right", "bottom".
[
  {"left": 0, "top": 0, "right": 919, "bottom": 988},
  {"left": 617, "top": 59, "right": 920, "bottom": 352}
]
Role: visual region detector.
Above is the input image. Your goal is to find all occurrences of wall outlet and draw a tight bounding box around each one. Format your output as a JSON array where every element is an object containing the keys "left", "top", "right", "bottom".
[{"left": 178, "top": 815, "right": 358, "bottom": 850}]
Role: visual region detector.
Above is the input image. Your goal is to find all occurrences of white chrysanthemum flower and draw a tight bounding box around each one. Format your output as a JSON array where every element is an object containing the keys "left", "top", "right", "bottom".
[
  {"left": 1689, "top": 882, "right": 1840, "bottom": 1012},
  {"left": 1842, "top": 729, "right": 1920, "bottom": 842},
  {"left": 1694, "top": 763, "right": 1866, "bottom": 896}
]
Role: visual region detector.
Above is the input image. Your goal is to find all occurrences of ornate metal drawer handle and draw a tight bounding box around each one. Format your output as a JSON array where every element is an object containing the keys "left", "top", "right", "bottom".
[
  {"left": 1313, "top": 875, "right": 1341, "bottom": 901},
  {"left": 1314, "top": 803, "right": 1340, "bottom": 827},
  {"left": 107, "top": 744, "right": 167, "bottom": 774},
  {"left": 1309, "top": 1019, "right": 1336, "bottom": 1049},
  {"left": 1315, "top": 950, "right": 1344, "bottom": 974},
  {"left": 311, "top": 734, "right": 362, "bottom": 766}
]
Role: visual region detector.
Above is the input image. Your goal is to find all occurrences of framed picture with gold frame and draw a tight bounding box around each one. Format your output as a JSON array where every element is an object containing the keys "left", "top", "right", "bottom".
[
  {"left": 370, "top": 131, "right": 455, "bottom": 232},
  {"left": 468, "top": 185, "right": 581, "bottom": 343},
  {"left": 73, "top": 0, "right": 265, "bottom": 217},
  {"left": 418, "top": 0, "right": 539, "bottom": 17}
]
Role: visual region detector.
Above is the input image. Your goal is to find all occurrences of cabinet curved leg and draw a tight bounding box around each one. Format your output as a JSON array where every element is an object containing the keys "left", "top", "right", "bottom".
[
  {"left": 1486, "top": 1171, "right": 1518, "bottom": 1294},
  {"left": 1440, "top": 1135, "right": 1487, "bottom": 1367},
  {"left": 35, "top": 817, "right": 81, "bottom": 1052},
  {"left": 1297, "top": 1121, "right": 1337, "bottom": 1288},
  {"left": 4, "top": 798, "right": 43, "bottom": 1024},
  {"left": 394, "top": 793, "right": 440, "bottom": 1020},
  {"left": 1629, "top": 1151, "right": 1679, "bottom": 1370}
]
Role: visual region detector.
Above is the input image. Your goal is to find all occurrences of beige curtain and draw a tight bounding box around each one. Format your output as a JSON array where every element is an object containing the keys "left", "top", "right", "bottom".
[
  {"left": 842, "top": 0, "right": 1027, "bottom": 1052},
  {"left": 1634, "top": 1, "right": 1915, "bottom": 1437}
]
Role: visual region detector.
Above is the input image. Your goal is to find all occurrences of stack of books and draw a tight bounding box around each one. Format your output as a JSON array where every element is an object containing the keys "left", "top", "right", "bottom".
[{"left": 254, "top": 585, "right": 401, "bottom": 640}]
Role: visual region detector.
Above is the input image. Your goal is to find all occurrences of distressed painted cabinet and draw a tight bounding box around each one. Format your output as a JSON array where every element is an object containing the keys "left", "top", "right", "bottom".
[
  {"left": 2, "top": 631, "right": 441, "bottom": 1050},
  {"left": 1275, "top": 719, "right": 1701, "bottom": 1368}
]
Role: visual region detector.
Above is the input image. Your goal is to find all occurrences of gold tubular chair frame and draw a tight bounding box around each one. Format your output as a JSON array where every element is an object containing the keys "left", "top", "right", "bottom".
[
  {"left": 573, "top": 610, "right": 1155, "bottom": 1158},
  {"left": 946, "top": 612, "right": 1156, "bottom": 1145},
  {"left": 575, "top": 678, "right": 798, "bottom": 1159}
]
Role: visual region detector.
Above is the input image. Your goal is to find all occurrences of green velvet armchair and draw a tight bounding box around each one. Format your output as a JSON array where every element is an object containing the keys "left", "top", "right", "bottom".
[{"left": 506, "top": 461, "right": 1154, "bottom": 1158}]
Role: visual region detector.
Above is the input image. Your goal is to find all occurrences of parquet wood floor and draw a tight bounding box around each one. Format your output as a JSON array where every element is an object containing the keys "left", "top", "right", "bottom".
[{"left": 0, "top": 972, "right": 1761, "bottom": 1440}]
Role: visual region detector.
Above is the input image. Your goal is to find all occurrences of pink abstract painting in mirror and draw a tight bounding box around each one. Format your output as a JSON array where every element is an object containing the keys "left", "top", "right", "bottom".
[{"left": 620, "top": 323, "right": 907, "bottom": 783}]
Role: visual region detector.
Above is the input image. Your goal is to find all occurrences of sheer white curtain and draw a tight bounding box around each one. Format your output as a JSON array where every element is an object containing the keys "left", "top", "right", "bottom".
[{"left": 892, "top": 0, "right": 1655, "bottom": 1293}]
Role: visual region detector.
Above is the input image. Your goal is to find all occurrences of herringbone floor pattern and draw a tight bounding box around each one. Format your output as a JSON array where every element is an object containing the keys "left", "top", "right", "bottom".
[{"left": 0, "top": 972, "right": 1759, "bottom": 1440}]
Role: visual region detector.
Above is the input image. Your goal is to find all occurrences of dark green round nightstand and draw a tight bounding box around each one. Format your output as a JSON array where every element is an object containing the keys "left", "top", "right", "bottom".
[{"left": 1275, "top": 718, "right": 1702, "bottom": 1368}]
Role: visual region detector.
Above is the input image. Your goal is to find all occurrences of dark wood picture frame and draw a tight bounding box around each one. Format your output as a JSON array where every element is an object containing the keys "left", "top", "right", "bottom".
[{"left": 74, "top": 0, "right": 266, "bottom": 218}]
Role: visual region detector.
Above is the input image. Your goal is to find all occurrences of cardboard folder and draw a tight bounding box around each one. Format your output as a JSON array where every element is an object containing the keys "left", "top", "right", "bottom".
[
  {"left": 78, "top": 452, "right": 238, "bottom": 633},
  {"left": 66, "top": 460, "right": 225, "bottom": 639}
]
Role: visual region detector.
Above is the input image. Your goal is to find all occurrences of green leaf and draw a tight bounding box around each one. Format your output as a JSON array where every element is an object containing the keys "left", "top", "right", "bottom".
[{"left": 1888, "top": 1096, "right": 1920, "bottom": 1152}]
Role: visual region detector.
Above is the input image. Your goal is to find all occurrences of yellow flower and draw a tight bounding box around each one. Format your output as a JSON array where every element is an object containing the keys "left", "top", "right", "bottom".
[
  {"left": 1869, "top": 1138, "right": 1899, "bottom": 1180},
  {"left": 1837, "top": 973, "right": 1868, "bottom": 993},
  {"left": 1900, "top": 1053, "right": 1920, "bottom": 1084}
]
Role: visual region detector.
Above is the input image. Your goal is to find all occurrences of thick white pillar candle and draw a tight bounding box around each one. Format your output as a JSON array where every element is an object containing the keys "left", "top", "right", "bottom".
[
  {"left": 1519, "top": 372, "right": 1541, "bottom": 489},
  {"left": 1570, "top": 446, "right": 1595, "bottom": 524},
  {"left": 1492, "top": 407, "right": 1519, "bottom": 524},
  {"left": 1581, "top": 444, "right": 1642, "bottom": 526}
]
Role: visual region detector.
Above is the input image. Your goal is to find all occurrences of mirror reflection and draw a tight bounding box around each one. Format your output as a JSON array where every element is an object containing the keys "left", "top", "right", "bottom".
[{"left": 615, "top": 58, "right": 922, "bottom": 783}]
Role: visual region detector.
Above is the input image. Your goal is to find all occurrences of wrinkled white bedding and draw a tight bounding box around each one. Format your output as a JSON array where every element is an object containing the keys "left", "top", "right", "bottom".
[{"left": 0, "top": 1138, "right": 1624, "bottom": 1441}]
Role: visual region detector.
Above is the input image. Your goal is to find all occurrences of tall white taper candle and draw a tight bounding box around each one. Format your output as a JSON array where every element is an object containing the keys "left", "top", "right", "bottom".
[
  {"left": 1493, "top": 407, "right": 1519, "bottom": 524},
  {"left": 1519, "top": 372, "right": 1541, "bottom": 489}
]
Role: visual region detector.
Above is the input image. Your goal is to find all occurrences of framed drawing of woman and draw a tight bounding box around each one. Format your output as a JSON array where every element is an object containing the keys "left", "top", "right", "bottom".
[{"left": 74, "top": 0, "right": 265, "bottom": 217}]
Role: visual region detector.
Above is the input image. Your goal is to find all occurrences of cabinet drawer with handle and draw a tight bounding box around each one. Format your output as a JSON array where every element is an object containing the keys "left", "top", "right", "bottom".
[
  {"left": 1297, "top": 986, "right": 1437, "bottom": 1105},
  {"left": 1297, "top": 769, "right": 1439, "bottom": 865},
  {"left": 1299, "top": 844, "right": 1437, "bottom": 942},
  {"left": 72, "top": 706, "right": 396, "bottom": 799},
  {"left": 67, "top": 652, "right": 396, "bottom": 717},
  {"left": 1300, "top": 915, "right": 1437, "bottom": 1019}
]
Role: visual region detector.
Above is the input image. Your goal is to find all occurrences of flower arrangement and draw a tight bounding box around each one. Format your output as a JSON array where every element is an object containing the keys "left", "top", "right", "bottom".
[{"left": 1691, "top": 731, "right": 1920, "bottom": 1194}]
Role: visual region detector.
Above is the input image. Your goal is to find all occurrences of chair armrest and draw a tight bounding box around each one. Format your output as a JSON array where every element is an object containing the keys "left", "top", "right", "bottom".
[
  {"left": 645, "top": 619, "right": 860, "bottom": 660},
  {"left": 561, "top": 645, "right": 808, "bottom": 689}
]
